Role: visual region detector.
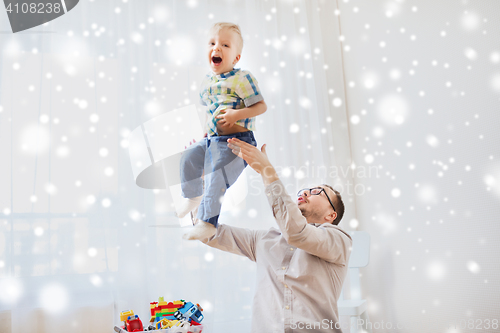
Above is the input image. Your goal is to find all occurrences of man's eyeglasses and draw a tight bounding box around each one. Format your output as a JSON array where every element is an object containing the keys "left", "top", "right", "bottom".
[{"left": 297, "top": 187, "right": 336, "bottom": 212}]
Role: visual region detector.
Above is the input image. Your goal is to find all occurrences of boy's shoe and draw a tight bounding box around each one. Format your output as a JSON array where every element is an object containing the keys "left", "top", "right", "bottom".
[
  {"left": 176, "top": 195, "right": 203, "bottom": 218},
  {"left": 182, "top": 220, "right": 216, "bottom": 241}
]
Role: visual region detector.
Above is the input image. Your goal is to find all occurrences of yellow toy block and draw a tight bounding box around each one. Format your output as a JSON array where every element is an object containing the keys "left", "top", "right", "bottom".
[
  {"left": 120, "top": 310, "right": 134, "bottom": 322},
  {"left": 156, "top": 319, "right": 171, "bottom": 330},
  {"left": 156, "top": 318, "right": 184, "bottom": 329},
  {"left": 165, "top": 320, "right": 180, "bottom": 328}
]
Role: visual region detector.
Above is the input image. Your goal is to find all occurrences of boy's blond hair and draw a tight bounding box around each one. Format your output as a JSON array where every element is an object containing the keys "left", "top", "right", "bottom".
[{"left": 210, "top": 22, "right": 244, "bottom": 53}]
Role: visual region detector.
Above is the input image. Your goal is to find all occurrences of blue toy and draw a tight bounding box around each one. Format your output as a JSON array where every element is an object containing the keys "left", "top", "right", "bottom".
[{"left": 174, "top": 302, "right": 204, "bottom": 323}]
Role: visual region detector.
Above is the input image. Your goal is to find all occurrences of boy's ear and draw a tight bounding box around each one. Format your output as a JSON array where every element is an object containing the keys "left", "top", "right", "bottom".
[{"left": 233, "top": 54, "right": 241, "bottom": 65}]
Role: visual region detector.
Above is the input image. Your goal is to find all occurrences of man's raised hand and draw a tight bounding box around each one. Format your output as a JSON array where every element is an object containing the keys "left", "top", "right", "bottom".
[{"left": 227, "top": 138, "right": 279, "bottom": 185}]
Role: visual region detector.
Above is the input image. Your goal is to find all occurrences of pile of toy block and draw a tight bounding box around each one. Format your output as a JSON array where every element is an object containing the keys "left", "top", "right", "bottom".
[
  {"left": 115, "top": 297, "right": 204, "bottom": 332},
  {"left": 150, "top": 298, "right": 204, "bottom": 331}
]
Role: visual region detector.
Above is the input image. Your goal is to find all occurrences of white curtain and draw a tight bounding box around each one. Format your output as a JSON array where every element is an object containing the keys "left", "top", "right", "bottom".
[{"left": 0, "top": 1, "right": 354, "bottom": 332}]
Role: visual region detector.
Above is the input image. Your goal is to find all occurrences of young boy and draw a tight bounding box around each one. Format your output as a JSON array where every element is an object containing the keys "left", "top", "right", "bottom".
[{"left": 178, "top": 22, "right": 267, "bottom": 240}]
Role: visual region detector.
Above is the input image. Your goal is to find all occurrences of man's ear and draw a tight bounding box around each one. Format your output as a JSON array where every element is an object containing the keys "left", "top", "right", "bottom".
[
  {"left": 233, "top": 54, "right": 241, "bottom": 65},
  {"left": 326, "top": 211, "right": 337, "bottom": 223}
]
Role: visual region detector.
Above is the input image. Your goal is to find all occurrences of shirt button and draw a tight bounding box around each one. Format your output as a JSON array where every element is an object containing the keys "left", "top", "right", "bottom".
[
  {"left": 266, "top": 192, "right": 271, "bottom": 197},
  {"left": 282, "top": 267, "right": 286, "bottom": 270},
  {"left": 284, "top": 284, "right": 288, "bottom": 288},
  {"left": 290, "top": 248, "right": 294, "bottom": 251},
  {"left": 285, "top": 306, "right": 290, "bottom": 310}
]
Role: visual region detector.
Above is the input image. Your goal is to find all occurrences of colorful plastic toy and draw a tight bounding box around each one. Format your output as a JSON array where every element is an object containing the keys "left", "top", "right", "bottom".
[
  {"left": 156, "top": 318, "right": 170, "bottom": 330},
  {"left": 150, "top": 298, "right": 187, "bottom": 323},
  {"left": 118, "top": 310, "right": 144, "bottom": 332},
  {"left": 120, "top": 310, "right": 134, "bottom": 323},
  {"left": 125, "top": 314, "right": 144, "bottom": 332},
  {"left": 174, "top": 302, "right": 204, "bottom": 323},
  {"left": 117, "top": 298, "right": 204, "bottom": 332}
]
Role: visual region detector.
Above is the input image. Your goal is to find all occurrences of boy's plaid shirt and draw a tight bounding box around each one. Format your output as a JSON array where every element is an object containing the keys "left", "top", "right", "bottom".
[{"left": 199, "top": 68, "right": 264, "bottom": 135}]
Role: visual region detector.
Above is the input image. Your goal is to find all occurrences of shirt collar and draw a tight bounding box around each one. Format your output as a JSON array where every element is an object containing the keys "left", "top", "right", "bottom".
[
  {"left": 212, "top": 68, "right": 240, "bottom": 79},
  {"left": 311, "top": 222, "right": 334, "bottom": 228}
]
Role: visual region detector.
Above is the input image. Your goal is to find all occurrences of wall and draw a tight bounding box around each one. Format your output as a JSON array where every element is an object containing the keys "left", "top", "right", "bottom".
[{"left": 338, "top": 0, "right": 500, "bottom": 331}]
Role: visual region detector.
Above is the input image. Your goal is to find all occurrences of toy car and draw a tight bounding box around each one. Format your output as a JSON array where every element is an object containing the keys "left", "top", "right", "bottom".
[
  {"left": 173, "top": 302, "right": 204, "bottom": 323},
  {"left": 118, "top": 310, "right": 144, "bottom": 332}
]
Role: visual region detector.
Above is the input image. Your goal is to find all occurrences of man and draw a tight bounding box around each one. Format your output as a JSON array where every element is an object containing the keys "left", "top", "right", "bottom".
[{"left": 200, "top": 138, "right": 352, "bottom": 333}]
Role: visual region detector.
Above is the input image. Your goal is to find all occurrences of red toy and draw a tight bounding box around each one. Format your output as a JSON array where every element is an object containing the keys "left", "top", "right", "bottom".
[
  {"left": 125, "top": 314, "right": 143, "bottom": 332},
  {"left": 118, "top": 310, "right": 144, "bottom": 332}
]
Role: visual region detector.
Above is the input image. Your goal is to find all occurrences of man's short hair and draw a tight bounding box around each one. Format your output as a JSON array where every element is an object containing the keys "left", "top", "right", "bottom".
[
  {"left": 209, "top": 22, "right": 244, "bottom": 53},
  {"left": 322, "top": 184, "right": 345, "bottom": 226}
]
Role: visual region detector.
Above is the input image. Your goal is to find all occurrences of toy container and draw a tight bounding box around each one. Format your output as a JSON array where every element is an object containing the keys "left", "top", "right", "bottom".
[
  {"left": 158, "top": 326, "right": 203, "bottom": 333},
  {"left": 114, "top": 324, "right": 203, "bottom": 333},
  {"left": 152, "top": 323, "right": 203, "bottom": 333}
]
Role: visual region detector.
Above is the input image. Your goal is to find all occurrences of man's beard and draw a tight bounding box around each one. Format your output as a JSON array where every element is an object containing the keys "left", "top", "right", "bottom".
[
  {"left": 299, "top": 206, "right": 307, "bottom": 217},
  {"left": 299, "top": 206, "right": 321, "bottom": 221}
]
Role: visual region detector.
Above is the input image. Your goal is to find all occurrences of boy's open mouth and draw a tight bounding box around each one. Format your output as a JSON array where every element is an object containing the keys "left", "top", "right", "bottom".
[{"left": 212, "top": 56, "right": 222, "bottom": 64}]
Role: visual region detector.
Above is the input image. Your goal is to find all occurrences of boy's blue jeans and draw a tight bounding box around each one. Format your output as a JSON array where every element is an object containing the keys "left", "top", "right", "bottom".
[{"left": 180, "top": 131, "right": 257, "bottom": 227}]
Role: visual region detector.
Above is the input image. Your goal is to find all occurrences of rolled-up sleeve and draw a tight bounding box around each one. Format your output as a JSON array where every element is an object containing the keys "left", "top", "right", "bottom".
[
  {"left": 235, "top": 71, "right": 264, "bottom": 107},
  {"left": 265, "top": 179, "right": 352, "bottom": 265},
  {"left": 202, "top": 224, "right": 262, "bottom": 262}
]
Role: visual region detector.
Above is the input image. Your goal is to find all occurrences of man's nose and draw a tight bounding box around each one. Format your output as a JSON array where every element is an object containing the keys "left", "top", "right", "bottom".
[{"left": 213, "top": 43, "right": 221, "bottom": 52}]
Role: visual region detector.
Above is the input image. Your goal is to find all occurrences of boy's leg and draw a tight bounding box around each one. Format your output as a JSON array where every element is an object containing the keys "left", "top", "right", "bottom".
[
  {"left": 198, "top": 132, "right": 257, "bottom": 227},
  {"left": 180, "top": 139, "right": 206, "bottom": 198},
  {"left": 182, "top": 167, "right": 224, "bottom": 240},
  {"left": 183, "top": 132, "right": 256, "bottom": 240},
  {"left": 220, "top": 133, "right": 257, "bottom": 186},
  {"left": 183, "top": 137, "right": 222, "bottom": 240},
  {"left": 177, "top": 139, "right": 206, "bottom": 218}
]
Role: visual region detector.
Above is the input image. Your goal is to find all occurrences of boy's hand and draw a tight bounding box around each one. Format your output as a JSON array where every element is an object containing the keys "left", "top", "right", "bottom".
[{"left": 215, "top": 109, "right": 238, "bottom": 128}]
